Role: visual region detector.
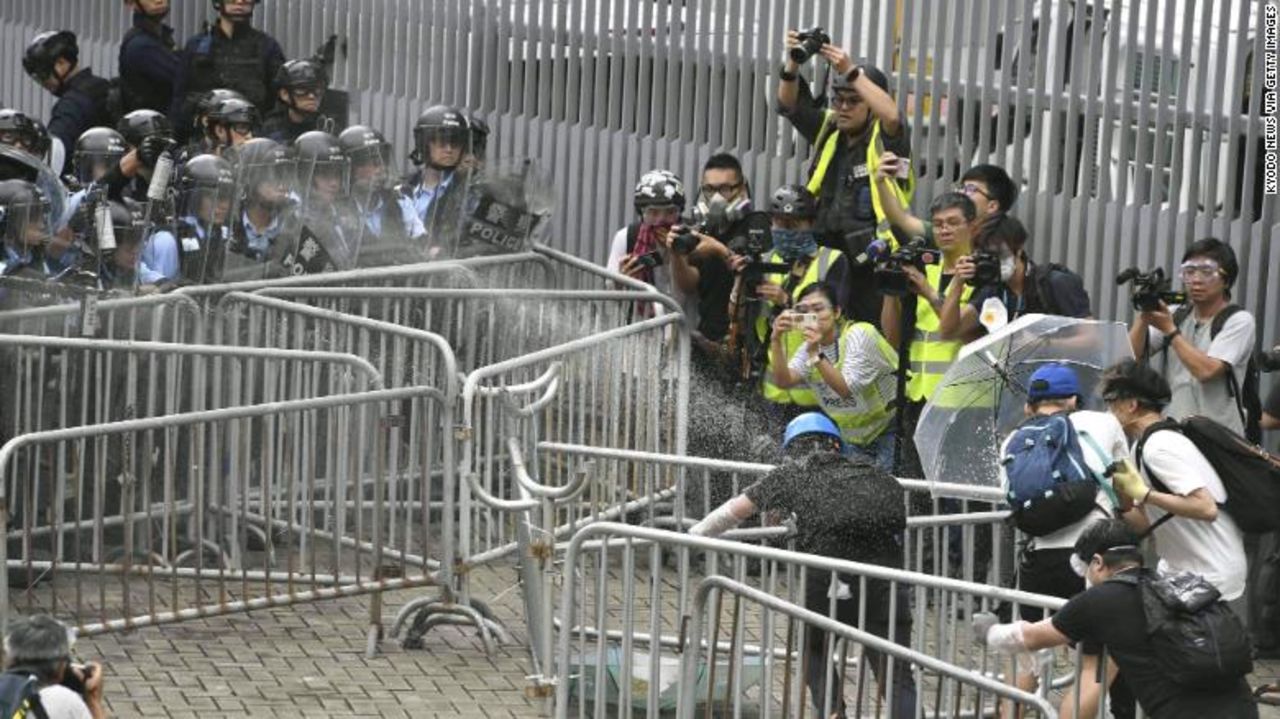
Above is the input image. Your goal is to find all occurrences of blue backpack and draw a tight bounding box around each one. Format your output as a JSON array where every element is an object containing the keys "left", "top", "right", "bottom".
[{"left": 1003, "top": 413, "right": 1110, "bottom": 536}]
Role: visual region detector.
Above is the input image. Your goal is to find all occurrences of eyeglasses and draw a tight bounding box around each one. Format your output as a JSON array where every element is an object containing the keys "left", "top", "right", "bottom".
[
  {"left": 290, "top": 87, "right": 322, "bottom": 99},
  {"left": 700, "top": 182, "right": 741, "bottom": 195},
  {"left": 1179, "top": 262, "right": 1222, "bottom": 280},
  {"left": 831, "top": 94, "right": 863, "bottom": 109},
  {"left": 229, "top": 123, "right": 254, "bottom": 136},
  {"left": 956, "top": 183, "right": 991, "bottom": 199}
]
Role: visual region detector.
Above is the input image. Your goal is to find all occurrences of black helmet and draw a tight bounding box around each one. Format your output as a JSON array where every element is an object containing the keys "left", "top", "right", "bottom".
[
  {"left": 177, "top": 154, "right": 236, "bottom": 194},
  {"left": 207, "top": 97, "right": 259, "bottom": 128},
  {"left": 73, "top": 128, "right": 128, "bottom": 185},
  {"left": 117, "top": 109, "right": 173, "bottom": 148},
  {"left": 0, "top": 109, "right": 51, "bottom": 159},
  {"left": 467, "top": 111, "right": 490, "bottom": 157},
  {"left": 831, "top": 64, "right": 890, "bottom": 95},
  {"left": 104, "top": 199, "right": 147, "bottom": 248},
  {"left": 0, "top": 179, "right": 52, "bottom": 248},
  {"left": 769, "top": 184, "right": 818, "bottom": 219},
  {"left": 274, "top": 58, "right": 327, "bottom": 93},
  {"left": 412, "top": 105, "right": 468, "bottom": 169},
  {"left": 338, "top": 125, "right": 391, "bottom": 165},
  {"left": 293, "top": 131, "right": 348, "bottom": 197},
  {"left": 22, "top": 31, "right": 78, "bottom": 85},
  {"left": 633, "top": 170, "right": 686, "bottom": 213},
  {"left": 230, "top": 137, "right": 295, "bottom": 198},
  {"left": 196, "top": 89, "right": 247, "bottom": 119}
]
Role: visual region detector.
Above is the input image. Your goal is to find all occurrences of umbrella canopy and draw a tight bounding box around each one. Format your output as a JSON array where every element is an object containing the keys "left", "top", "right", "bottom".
[{"left": 913, "top": 314, "right": 1134, "bottom": 497}]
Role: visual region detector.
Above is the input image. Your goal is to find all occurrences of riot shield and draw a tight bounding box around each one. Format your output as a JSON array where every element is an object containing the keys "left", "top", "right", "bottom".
[
  {"left": 221, "top": 139, "right": 301, "bottom": 282},
  {"left": 343, "top": 128, "right": 429, "bottom": 268},
  {"left": 455, "top": 158, "right": 555, "bottom": 258},
  {"left": 0, "top": 145, "right": 68, "bottom": 233},
  {"left": 289, "top": 132, "right": 356, "bottom": 274},
  {"left": 173, "top": 155, "right": 238, "bottom": 285}
]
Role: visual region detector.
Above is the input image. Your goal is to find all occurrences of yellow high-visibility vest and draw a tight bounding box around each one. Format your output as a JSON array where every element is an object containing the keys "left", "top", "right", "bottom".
[
  {"left": 756, "top": 247, "right": 843, "bottom": 406},
  {"left": 806, "top": 113, "right": 914, "bottom": 249},
  {"left": 797, "top": 320, "right": 898, "bottom": 446},
  {"left": 906, "top": 263, "right": 972, "bottom": 402}
]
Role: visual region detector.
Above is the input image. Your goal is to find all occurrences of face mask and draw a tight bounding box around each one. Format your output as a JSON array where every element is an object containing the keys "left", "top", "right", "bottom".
[
  {"left": 1000, "top": 253, "right": 1017, "bottom": 282},
  {"left": 772, "top": 228, "right": 818, "bottom": 262}
]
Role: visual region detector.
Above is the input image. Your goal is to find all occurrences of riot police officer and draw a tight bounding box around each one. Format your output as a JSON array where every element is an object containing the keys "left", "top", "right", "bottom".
[
  {"left": 69, "top": 128, "right": 128, "bottom": 191},
  {"left": 339, "top": 125, "right": 425, "bottom": 265},
  {"left": 167, "top": 154, "right": 236, "bottom": 283},
  {"left": 119, "top": 0, "right": 180, "bottom": 113},
  {"left": 0, "top": 179, "right": 54, "bottom": 279},
  {"left": 225, "top": 137, "right": 298, "bottom": 278},
  {"left": 261, "top": 59, "right": 335, "bottom": 144},
  {"left": 205, "top": 97, "right": 259, "bottom": 153},
  {"left": 0, "top": 110, "right": 52, "bottom": 163},
  {"left": 289, "top": 130, "right": 356, "bottom": 273},
  {"left": 170, "top": 0, "right": 285, "bottom": 143},
  {"left": 399, "top": 105, "right": 470, "bottom": 255},
  {"left": 22, "top": 31, "right": 113, "bottom": 175}
]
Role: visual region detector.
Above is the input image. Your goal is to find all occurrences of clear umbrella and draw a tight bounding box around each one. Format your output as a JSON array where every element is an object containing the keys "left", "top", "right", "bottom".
[{"left": 913, "top": 314, "right": 1134, "bottom": 496}]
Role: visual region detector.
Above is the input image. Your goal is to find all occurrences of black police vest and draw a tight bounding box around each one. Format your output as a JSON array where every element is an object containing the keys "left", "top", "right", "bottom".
[
  {"left": 119, "top": 22, "right": 177, "bottom": 113},
  {"left": 188, "top": 26, "right": 272, "bottom": 108}
]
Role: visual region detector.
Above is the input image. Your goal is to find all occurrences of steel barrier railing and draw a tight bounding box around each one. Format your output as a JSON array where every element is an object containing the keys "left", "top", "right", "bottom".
[
  {"left": 0, "top": 386, "right": 456, "bottom": 655},
  {"left": 554, "top": 523, "right": 1074, "bottom": 719}
]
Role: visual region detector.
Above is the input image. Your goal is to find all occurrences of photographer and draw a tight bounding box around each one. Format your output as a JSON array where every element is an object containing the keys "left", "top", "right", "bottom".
[
  {"left": 880, "top": 192, "right": 974, "bottom": 472},
  {"left": 939, "top": 213, "right": 1091, "bottom": 341},
  {"left": 751, "top": 185, "right": 853, "bottom": 436},
  {"left": 606, "top": 169, "right": 699, "bottom": 319},
  {"left": 768, "top": 283, "right": 898, "bottom": 470},
  {"left": 1127, "top": 238, "right": 1256, "bottom": 439},
  {"left": 3, "top": 614, "right": 106, "bottom": 719},
  {"left": 875, "top": 154, "right": 1017, "bottom": 240},
  {"left": 777, "top": 31, "right": 911, "bottom": 325}
]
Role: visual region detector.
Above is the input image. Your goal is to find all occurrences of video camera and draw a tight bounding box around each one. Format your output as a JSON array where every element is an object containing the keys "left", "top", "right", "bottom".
[
  {"left": 857, "top": 237, "right": 939, "bottom": 297},
  {"left": 1116, "top": 267, "right": 1187, "bottom": 312},
  {"left": 790, "top": 27, "right": 831, "bottom": 64}
]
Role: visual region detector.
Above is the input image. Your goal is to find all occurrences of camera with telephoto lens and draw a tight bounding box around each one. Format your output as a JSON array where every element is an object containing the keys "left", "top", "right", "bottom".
[
  {"left": 967, "top": 250, "right": 1001, "bottom": 288},
  {"left": 1259, "top": 347, "right": 1280, "bottom": 373},
  {"left": 1115, "top": 267, "right": 1187, "bottom": 312},
  {"left": 875, "top": 237, "right": 939, "bottom": 297},
  {"left": 789, "top": 27, "right": 831, "bottom": 64}
]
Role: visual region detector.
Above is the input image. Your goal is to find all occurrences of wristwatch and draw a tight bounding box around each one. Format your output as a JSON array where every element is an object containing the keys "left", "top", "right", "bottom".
[
  {"left": 846, "top": 66, "right": 862, "bottom": 83},
  {"left": 808, "top": 351, "right": 829, "bottom": 368}
]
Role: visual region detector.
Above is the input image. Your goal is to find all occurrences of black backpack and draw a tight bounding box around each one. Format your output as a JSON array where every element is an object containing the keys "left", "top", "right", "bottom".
[
  {"left": 1159, "top": 304, "right": 1263, "bottom": 444},
  {"left": 1028, "top": 261, "right": 1090, "bottom": 317},
  {"left": 1135, "top": 415, "right": 1280, "bottom": 534},
  {"left": 0, "top": 670, "right": 49, "bottom": 719},
  {"left": 1108, "top": 569, "right": 1253, "bottom": 690}
]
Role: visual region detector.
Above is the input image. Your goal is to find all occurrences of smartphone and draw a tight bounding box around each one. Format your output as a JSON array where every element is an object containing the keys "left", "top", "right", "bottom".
[
  {"left": 894, "top": 157, "right": 912, "bottom": 179},
  {"left": 797, "top": 313, "right": 820, "bottom": 329}
]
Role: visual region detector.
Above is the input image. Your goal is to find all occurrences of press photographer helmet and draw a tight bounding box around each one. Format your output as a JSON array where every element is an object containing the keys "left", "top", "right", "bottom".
[
  {"left": 768, "top": 184, "right": 817, "bottom": 219},
  {"left": 0, "top": 109, "right": 51, "bottom": 159},
  {"left": 633, "top": 170, "right": 686, "bottom": 215}
]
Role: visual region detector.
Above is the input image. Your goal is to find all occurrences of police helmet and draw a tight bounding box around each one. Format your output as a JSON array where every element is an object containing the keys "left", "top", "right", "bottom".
[
  {"left": 412, "top": 105, "right": 469, "bottom": 165},
  {"left": 466, "top": 111, "right": 490, "bottom": 157},
  {"left": 117, "top": 110, "right": 173, "bottom": 148},
  {"left": 293, "top": 131, "right": 348, "bottom": 193},
  {"left": 275, "top": 59, "right": 327, "bottom": 93},
  {"left": 338, "top": 125, "right": 391, "bottom": 166},
  {"left": 0, "top": 109, "right": 51, "bottom": 159},
  {"left": 207, "top": 97, "right": 259, "bottom": 128},
  {"left": 73, "top": 128, "right": 128, "bottom": 185},
  {"left": 177, "top": 154, "right": 236, "bottom": 194},
  {"left": 22, "top": 31, "right": 78, "bottom": 83},
  {"left": 769, "top": 184, "right": 818, "bottom": 219},
  {"left": 105, "top": 199, "right": 147, "bottom": 248},
  {"left": 633, "top": 170, "right": 686, "bottom": 214},
  {"left": 781, "top": 412, "right": 842, "bottom": 450},
  {"left": 0, "top": 179, "right": 52, "bottom": 247}
]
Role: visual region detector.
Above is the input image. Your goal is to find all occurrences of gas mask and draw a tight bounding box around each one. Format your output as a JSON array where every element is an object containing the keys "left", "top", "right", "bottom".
[{"left": 692, "top": 192, "right": 750, "bottom": 233}]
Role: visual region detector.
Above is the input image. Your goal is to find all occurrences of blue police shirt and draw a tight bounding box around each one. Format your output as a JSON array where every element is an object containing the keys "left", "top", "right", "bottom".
[{"left": 409, "top": 172, "right": 454, "bottom": 225}]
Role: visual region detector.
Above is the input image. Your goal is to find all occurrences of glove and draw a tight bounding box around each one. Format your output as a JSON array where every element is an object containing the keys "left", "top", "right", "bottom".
[
  {"left": 970, "top": 611, "right": 1000, "bottom": 645},
  {"left": 1111, "top": 458, "right": 1149, "bottom": 503},
  {"left": 137, "top": 135, "right": 177, "bottom": 169}
]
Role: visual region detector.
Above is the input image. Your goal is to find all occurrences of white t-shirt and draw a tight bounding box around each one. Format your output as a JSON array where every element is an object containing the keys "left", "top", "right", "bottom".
[
  {"left": 999, "top": 410, "right": 1128, "bottom": 550},
  {"left": 1147, "top": 306, "right": 1255, "bottom": 435},
  {"left": 605, "top": 226, "right": 696, "bottom": 323},
  {"left": 1137, "top": 429, "right": 1247, "bottom": 600},
  {"left": 39, "top": 684, "right": 92, "bottom": 719}
]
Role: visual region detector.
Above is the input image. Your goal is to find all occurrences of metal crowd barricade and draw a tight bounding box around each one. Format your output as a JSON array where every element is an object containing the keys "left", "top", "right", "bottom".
[
  {"left": 554, "top": 522, "right": 1073, "bottom": 719},
  {"left": 0, "top": 386, "right": 454, "bottom": 654},
  {"left": 0, "top": 292, "right": 204, "bottom": 344}
]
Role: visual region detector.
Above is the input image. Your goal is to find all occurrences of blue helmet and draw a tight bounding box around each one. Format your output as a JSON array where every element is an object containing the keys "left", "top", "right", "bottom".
[{"left": 782, "top": 412, "right": 842, "bottom": 450}]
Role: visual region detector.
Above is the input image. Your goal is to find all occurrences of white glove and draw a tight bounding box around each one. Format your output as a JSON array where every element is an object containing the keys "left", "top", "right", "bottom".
[
  {"left": 971, "top": 611, "right": 1000, "bottom": 645},
  {"left": 689, "top": 502, "right": 743, "bottom": 537}
]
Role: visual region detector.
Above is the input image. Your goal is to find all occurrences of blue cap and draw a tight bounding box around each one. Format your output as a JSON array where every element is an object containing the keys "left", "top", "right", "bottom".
[
  {"left": 1027, "top": 363, "right": 1081, "bottom": 401},
  {"left": 782, "top": 412, "right": 843, "bottom": 449}
]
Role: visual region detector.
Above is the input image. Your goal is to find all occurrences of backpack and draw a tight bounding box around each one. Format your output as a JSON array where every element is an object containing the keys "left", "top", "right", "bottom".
[
  {"left": 1135, "top": 415, "right": 1280, "bottom": 534},
  {"left": 1003, "top": 413, "right": 1112, "bottom": 536},
  {"left": 1161, "top": 304, "right": 1263, "bottom": 444},
  {"left": 1108, "top": 569, "right": 1253, "bottom": 690},
  {"left": 1028, "top": 261, "right": 1089, "bottom": 317},
  {"left": 0, "top": 670, "right": 49, "bottom": 719}
]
